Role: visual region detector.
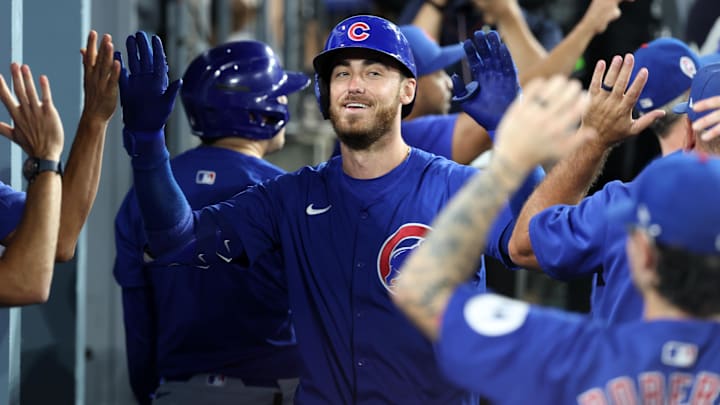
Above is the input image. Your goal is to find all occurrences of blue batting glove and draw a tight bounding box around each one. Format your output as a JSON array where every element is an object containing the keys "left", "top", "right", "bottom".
[
  {"left": 452, "top": 30, "right": 519, "bottom": 132},
  {"left": 117, "top": 31, "right": 181, "bottom": 133}
]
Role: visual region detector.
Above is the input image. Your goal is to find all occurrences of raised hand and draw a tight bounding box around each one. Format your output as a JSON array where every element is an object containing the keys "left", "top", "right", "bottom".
[
  {"left": 581, "top": 54, "right": 664, "bottom": 147},
  {"left": 117, "top": 31, "right": 181, "bottom": 132},
  {"left": 81, "top": 30, "right": 120, "bottom": 123},
  {"left": 472, "top": 0, "right": 521, "bottom": 25},
  {"left": 494, "top": 75, "right": 590, "bottom": 169},
  {"left": 0, "top": 63, "right": 64, "bottom": 160},
  {"left": 452, "top": 30, "right": 520, "bottom": 131}
]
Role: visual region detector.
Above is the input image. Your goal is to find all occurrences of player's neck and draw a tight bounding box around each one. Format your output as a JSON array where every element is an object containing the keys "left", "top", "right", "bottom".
[
  {"left": 207, "top": 137, "right": 266, "bottom": 159},
  {"left": 643, "top": 290, "right": 693, "bottom": 321},
  {"left": 341, "top": 135, "right": 410, "bottom": 179}
]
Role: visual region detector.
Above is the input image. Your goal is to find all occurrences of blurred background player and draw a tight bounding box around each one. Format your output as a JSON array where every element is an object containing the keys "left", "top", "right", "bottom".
[
  {"left": 508, "top": 49, "right": 718, "bottom": 326},
  {"left": 394, "top": 90, "right": 720, "bottom": 404},
  {"left": 116, "top": 15, "right": 521, "bottom": 404},
  {"left": 114, "top": 40, "right": 308, "bottom": 405}
]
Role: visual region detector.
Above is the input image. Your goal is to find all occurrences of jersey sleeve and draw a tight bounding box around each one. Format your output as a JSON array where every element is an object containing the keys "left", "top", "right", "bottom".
[
  {"left": 0, "top": 182, "right": 25, "bottom": 241},
  {"left": 437, "top": 285, "right": 599, "bottom": 403},
  {"left": 528, "top": 181, "right": 630, "bottom": 280}
]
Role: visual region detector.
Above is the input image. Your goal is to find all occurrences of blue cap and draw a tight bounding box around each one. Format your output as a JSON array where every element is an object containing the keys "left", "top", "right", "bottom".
[
  {"left": 630, "top": 38, "right": 700, "bottom": 113},
  {"left": 672, "top": 62, "right": 720, "bottom": 122},
  {"left": 399, "top": 25, "right": 465, "bottom": 77},
  {"left": 608, "top": 152, "right": 720, "bottom": 255}
]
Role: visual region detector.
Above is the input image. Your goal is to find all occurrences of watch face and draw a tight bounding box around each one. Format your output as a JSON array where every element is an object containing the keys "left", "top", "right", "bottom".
[{"left": 23, "top": 158, "right": 39, "bottom": 181}]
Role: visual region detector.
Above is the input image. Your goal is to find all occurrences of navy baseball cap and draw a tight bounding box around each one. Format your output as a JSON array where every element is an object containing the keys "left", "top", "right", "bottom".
[
  {"left": 609, "top": 152, "right": 720, "bottom": 255},
  {"left": 630, "top": 38, "right": 699, "bottom": 114},
  {"left": 672, "top": 62, "right": 720, "bottom": 122},
  {"left": 399, "top": 25, "right": 465, "bottom": 77}
]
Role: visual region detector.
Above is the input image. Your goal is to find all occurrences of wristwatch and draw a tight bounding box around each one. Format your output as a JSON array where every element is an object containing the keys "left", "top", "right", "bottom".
[{"left": 23, "top": 157, "right": 63, "bottom": 183}]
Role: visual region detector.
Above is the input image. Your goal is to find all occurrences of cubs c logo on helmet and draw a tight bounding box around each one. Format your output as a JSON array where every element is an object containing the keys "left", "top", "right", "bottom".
[
  {"left": 348, "top": 22, "right": 370, "bottom": 42},
  {"left": 377, "top": 223, "right": 431, "bottom": 294}
]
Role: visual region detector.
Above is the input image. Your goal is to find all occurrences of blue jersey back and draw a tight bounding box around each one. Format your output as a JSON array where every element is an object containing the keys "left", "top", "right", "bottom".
[
  {"left": 0, "top": 181, "right": 26, "bottom": 241},
  {"left": 168, "top": 148, "right": 514, "bottom": 404},
  {"left": 114, "top": 146, "right": 301, "bottom": 383},
  {"left": 529, "top": 180, "right": 643, "bottom": 324},
  {"left": 439, "top": 285, "right": 720, "bottom": 404}
]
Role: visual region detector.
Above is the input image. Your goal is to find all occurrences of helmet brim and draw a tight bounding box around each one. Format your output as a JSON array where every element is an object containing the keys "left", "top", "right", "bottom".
[{"left": 271, "top": 71, "right": 311, "bottom": 97}]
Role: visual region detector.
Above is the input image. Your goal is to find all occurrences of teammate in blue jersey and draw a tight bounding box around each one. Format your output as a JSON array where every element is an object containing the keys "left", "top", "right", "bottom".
[
  {"left": 508, "top": 42, "right": 719, "bottom": 325},
  {"left": 0, "top": 31, "right": 118, "bottom": 305},
  {"left": 114, "top": 40, "right": 308, "bottom": 405},
  {"left": 116, "top": 15, "right": 520, "bottom": 404},
  {"left": 394, "top": 92, "right": 720, "bottom": 404},
  {"left": 330, "top": 24, "right": 499, "bottom": 163}
]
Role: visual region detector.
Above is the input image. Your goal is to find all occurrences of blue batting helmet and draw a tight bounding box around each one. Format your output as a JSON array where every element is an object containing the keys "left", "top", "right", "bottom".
[
  {"left": 181, "top": 40, "right": 310, "bottom": 139},
  {"left": 312, "top": 15, "right": 417, "bottom": 119}
]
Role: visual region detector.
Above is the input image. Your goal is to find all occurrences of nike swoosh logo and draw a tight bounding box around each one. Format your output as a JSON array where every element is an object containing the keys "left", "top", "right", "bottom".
[{"left": 306, "top": 203, "right": 332, "bottom": 216}]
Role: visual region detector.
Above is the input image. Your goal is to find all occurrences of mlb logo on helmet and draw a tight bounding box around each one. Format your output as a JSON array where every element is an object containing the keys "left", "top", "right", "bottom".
[
  {"left": 196, "top": 170, "right": 216, "bottom": 185},
  {"left": 206, "top": 374, "right": 226, "bottom": 387},
  {"left": 348, "top": 22, "right": 370, "bottom": 42}
]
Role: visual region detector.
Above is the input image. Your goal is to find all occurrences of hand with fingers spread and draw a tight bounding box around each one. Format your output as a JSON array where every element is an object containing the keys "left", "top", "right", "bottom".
[
  {"left": 81, "top": 30, "right": 120, "bottom": 124},
  {"left": 0, "top": 63, "right": 64, "bottom": 160},
  {"left": 494, "top": 75, "right": 591, "bottom": 168},
  {"left": 117, "top": 31, "right": 181, "bottom": 133},
  {"left": 472, "top": 0, "right": 522, "bottom": 26},
  {"left": 452, "top": 30, "right": 520, "bottom": 132},
  {"left": 581, "top": 54, "right": 664, "bottom": 147}
]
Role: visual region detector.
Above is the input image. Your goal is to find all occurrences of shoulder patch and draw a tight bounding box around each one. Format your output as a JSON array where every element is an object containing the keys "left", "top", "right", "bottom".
[{"left": 463, "top": 294, "right": 529, "bottom": 336}]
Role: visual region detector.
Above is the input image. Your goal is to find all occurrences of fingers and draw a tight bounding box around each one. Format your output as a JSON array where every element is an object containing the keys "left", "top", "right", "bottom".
[
  {"left": 0, "top": 74, "right": 18, "bottom": 114},
  {"left": 84, "top": 30, "right": 98, "bottom": 67},
  {"left": 0, "top": 122, "right": 13, "bottom": 140},
  {"left": 96, "top": 34, "right": 114, "bottom": 73},
  {"left": 588, "top": 59, "right": 607, "bottom": 95},
  {"left": 152, "top": 35, "right": 167, "bottom": 74},
  {"left": 39, "top": 75, "right": 53, "bottom": 109},
  {"left": 135, "top": 31, "right": 152, "bottom": 72},
  {"left": 463, "top": 38, "right": 483, "bottom": 74},
  {"left": 20, "top": 65, "right": 41, "bottom": 109},
  {"left": 10, "top": 63, "right": 29, "bottom": 106},
  {"left": 612, "top": 54, "right": 636, "bottom": 101},
  {"left": 126, "top": 34, "right": 140, "bottom": 74},
  {"left": 622, "top": 66, "right": 648, "bottom": 110},
  {"left": 473, "top": 31, "right": 493, "bottom": 68},
  {"left": 630, "top": 109, "right": 665, "bottom": 135},
  {"left": 600, "top": 55, "right": 622, "bottom": 91}
]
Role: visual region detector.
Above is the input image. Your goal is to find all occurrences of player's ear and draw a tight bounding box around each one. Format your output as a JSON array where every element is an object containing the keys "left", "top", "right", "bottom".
[{"left": 400, "top": 77, "right": 416, "bottom": 106}]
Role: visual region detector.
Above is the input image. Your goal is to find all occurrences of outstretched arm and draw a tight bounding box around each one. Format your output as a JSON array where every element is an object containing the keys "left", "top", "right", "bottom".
[
  {"left": 508, "top": 54, "right": 664, "bottom": 269},
  {"left": 54, "top": 30, "right": 120, "bottom": 261},
  {"left": 0, "top": 64, "right": 64, "bottom": 305},
  {"left": 394, "top": 75, "right": 589, "bottom": 340},
  {"left": 117, "top": 31, "right": 190, "bottom": 257}
]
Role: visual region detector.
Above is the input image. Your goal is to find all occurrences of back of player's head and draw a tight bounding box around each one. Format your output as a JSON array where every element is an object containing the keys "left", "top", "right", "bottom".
[
  {"left": 181, "top": 40, "right": 310, "bottom": 140},
  {"left": 398, "top": 25, "right": 464, "bottom": 77},
  {"left": 630, "top": 38, "right": 700, "bottom": 115},
  {"left": 609, "top": 152, "right": 720, "bottom": 316},
  {"left": 312, "top": 15, "right": 417, "bottom": 119}
]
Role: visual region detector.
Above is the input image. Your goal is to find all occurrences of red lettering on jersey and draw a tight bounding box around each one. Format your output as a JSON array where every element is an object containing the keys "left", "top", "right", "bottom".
[
  {"left": 669, "top": 372, "right": 693, "bottom": 405},
  {"left": 348, "top": 22, "right": 370, "bottom": 42},
  {"left": 577, "top": 388, "right": 609, "bottom": 405},
  {"left": 639, "top": 372, "right": 665, "bottom": 405},
  {"left": 608, "top": 377, "right": 638, "bottom": 405},
  {"left": 689, "top": 372, "right": 720, "bottom": 404}
]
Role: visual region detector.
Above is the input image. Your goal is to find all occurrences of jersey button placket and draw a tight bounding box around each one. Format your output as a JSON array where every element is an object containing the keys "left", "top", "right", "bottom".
[{"left": 359, "top": 210, "right": 368, "bottom": 220}]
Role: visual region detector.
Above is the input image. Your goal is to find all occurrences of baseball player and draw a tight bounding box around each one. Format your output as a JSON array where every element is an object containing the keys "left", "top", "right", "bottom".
[
  {"left": 0, "top": 30, "right": 118, "bottom": 305},
  {"left": 114, "top": 41, "right": 307, "bottom": 404},
  {"left": 116, "top": 15, "right": 519, "bottom": 404},
  {"left": 394, "top": 102, "right": 720, "bottom": 404},
  {"left": 509, "top": 42, "right": 714, "bottom": 325}
]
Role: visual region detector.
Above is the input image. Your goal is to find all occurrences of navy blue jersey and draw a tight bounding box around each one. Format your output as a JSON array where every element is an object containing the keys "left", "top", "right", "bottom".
[
  {"left": 146, "top": 148, "right": 515, "bottom": 404},
  {"left": 438, "top": 284, "right": 720, "bottom": 404},
  {"left": 114, "top": 146, "right": 301, "bottom": 402},
  {"left": 332, "top": 114, "right": 458, "bottom": 160},
  {"left": 0, "top": 181, "right": 26, "bottom": 241},
  {"left": 528, "top": 180, "right": 643, "bottom": 324}
]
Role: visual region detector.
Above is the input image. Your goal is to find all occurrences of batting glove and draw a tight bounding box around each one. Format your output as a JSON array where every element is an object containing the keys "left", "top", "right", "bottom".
[
  {"left": 117, "top": 31, "right": 181, "bottom": 133},
  {"left": 452, "top": 30, "right": 519, "bottom": 133}
]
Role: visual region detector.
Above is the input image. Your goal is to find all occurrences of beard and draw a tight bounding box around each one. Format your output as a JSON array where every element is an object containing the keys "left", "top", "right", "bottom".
[{"left": 330, "top": 93, "right": 400, "bottom": 151}]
